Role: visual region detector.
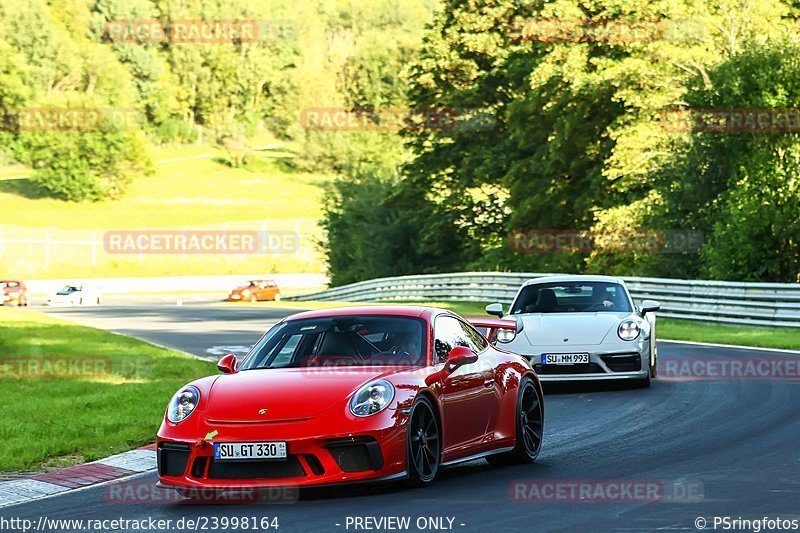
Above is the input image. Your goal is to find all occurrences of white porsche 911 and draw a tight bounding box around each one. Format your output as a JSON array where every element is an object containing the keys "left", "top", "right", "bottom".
[
  {"left": 47, "top": 284, "right": 103, "bottom": 306},
  {"left": 485, "top": 275, "right": 660, "bottom": 386}
]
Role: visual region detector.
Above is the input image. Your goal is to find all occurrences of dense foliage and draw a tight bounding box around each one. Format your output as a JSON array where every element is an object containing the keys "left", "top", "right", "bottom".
[
  {"left": 327, "top": 0, "right": 800, "bottom": 283},
  {"left": 1, "top": 0, "right": 798, "bottom": 281},
  {"left": 0, "top": 0, "right": 436, "bottom": 200}
]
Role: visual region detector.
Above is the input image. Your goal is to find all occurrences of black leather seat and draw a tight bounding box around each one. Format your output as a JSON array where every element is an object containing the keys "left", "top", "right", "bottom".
[{"left": 534, "top": 288, "right": 558, "bottom": 312}]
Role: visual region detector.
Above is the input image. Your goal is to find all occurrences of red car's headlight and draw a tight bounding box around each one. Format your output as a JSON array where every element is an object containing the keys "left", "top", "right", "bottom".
[
  {"left": 350, "top": 380, "right": 395, "bottom": 417},
  {"left": 167, "top": 385, "right": 200, "bottom": 423}
]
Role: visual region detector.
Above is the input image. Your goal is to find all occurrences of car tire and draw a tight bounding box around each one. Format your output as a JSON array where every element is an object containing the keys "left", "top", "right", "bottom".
[
  {"left": 249, "top": 295, "right": 258, "bottom": 303},
  {"left": 406, "top": 395, "right": 440, "bottom": 487},
  {"left": 274, "top": 293, "right": 282, "bottom": 302},
  {"left": 487, "top": 376, "right": 543, "bottom": 466},
  {"left": 636, "top": 366, "right": 652, "bottom": 388}
]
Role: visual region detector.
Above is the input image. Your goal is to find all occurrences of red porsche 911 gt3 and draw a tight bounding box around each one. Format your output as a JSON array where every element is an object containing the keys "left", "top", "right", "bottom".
[{"left": 156, "top": 306, "right": 543, "bottom": 491}]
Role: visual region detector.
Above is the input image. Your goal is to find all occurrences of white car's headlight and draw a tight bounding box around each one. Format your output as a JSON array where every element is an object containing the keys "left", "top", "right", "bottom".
[
  {"left": 496, "top": 328, "right": 516, "bottom": 343},
  {"left": 618, "top": 320, "right": 641, "bottom": 341},
  {"left": 350, "top": 380, "right": 394, "bottom": 417},
  {"left": 167, "top": 385, "right": 200, "bottom": 423}
]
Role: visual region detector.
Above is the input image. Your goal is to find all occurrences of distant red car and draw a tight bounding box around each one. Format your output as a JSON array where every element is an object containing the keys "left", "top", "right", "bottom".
[
  {"left": 156, "top": 306, "right": 543, "bottom": 491},
  {"left": 1, "top": 280, "right": 29, "bottom": 306},
  {"left": 227, "top": 280, "right": 281, "bottom": 302}
]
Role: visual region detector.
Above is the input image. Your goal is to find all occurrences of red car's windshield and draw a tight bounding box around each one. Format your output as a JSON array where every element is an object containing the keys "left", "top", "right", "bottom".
[{"left": 241, "top": 315, "right": 427, "bottom": 369}]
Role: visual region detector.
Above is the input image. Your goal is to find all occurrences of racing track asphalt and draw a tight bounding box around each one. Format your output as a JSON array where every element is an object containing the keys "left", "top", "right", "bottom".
[{"left": 6, "top": 302, "right": 800, "bottom": 532}]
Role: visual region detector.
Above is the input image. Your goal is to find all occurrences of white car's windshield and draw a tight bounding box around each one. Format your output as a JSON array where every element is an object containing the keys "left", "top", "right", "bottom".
[
  {"left": 510, "top": 281, "right": 632, "bottom": 314},
  {"left": 57, "top": 286, "right": 81, "bottom": 295}
]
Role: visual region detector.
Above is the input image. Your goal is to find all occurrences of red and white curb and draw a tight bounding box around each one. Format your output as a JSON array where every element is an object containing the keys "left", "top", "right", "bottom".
[{"left": 0, "top": 444, "right": 156, "bottom": 508}]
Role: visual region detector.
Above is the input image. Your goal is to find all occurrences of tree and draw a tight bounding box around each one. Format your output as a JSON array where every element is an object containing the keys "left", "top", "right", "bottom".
[
  {"left": 24, "top": 115, "right": 153, "bottom": 201},
  {"left": 648, "top": 43, "right": 800, "bottom": 281},
  {"left": 322, "top": 167, "right": 471, "bottom": 286}
]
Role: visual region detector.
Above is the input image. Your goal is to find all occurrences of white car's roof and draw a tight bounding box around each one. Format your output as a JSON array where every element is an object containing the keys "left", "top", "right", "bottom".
[{"left": 520, "top": 274, "right": 626, "bottom": 287}]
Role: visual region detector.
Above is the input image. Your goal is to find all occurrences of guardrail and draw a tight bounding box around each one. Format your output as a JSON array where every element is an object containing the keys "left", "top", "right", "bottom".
[{"left": 289, "top": 272, "right": 800, "bottom": 327}]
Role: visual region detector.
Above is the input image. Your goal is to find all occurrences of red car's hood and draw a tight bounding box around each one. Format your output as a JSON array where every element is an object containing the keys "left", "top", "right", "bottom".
[{"left": 205, "top": 367, "right": 403, "bottom": 423}]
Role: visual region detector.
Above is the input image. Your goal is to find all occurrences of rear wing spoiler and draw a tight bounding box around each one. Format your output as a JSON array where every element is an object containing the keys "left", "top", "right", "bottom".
[
  {"left": 465, "top": 316, "right": 517, "bottom": 331},
  {"left": 465, "top": 316, "right": 523, "bottom": 344}
]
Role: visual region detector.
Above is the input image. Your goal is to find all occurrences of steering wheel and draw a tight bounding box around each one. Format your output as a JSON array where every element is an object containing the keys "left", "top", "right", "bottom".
[
  {"left": 585, "top": 301, "right": 614, "bottom": 311},
  {"left": 386, "top": 345, "right": 410, "bottom": 358}
]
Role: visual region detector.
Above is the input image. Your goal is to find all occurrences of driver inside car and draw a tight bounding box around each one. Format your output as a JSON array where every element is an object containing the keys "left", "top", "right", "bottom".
[
  {"left": 592, "top": 285, "right": 614, "bottom": 309},
  {"left": 387, "top": 330, "right": 423, "bottom": 365}
]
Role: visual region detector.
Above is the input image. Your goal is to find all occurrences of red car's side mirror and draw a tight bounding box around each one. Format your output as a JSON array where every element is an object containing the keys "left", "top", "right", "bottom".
[
  {"left": 217, "top": 353, "right": 238, "bottom": 374},
  {"left": 444, "top": 346, "right": 478, "bottom": 373}
]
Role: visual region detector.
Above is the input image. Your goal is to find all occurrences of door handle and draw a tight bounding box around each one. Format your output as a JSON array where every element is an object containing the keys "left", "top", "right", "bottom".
[{"left": 484, "top": 379, "right": 494, "bottom": 388}]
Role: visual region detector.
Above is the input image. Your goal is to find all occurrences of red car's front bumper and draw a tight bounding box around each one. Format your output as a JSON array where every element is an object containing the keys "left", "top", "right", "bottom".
[{"left": 156, "top": 408, "right": 409, "bottom": 489}]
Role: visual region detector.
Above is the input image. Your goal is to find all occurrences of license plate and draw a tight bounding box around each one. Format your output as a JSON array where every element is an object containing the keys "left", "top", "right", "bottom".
[
  {"left": 213, "top": 442, "right": 287, "bottom": 461},
  {"left": 541, "top": 353, "right": 590, "bottom": 365}
]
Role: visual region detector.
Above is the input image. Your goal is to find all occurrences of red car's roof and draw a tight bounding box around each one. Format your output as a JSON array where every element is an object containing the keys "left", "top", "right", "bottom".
[{"left": 285, "top": 305, "right": 443, "bottom": 321}]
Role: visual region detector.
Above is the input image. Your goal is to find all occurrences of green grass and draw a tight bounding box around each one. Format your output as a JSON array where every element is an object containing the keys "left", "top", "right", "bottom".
[
  {"left": 0, "top": 307, "right": 214, "bottom": 472},
  {"left": 658, "top": 318, "right": 800, "bottom": 351},
  {"left": 269, "top": 300, "right": 800, "bottom": 351},
  {"left": 0, "top": 142, "right": 331, "bottom": 278}
]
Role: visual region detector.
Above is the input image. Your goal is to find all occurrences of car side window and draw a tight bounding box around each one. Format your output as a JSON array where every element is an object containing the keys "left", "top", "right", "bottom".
[
  {"left": 458, "top": 320, "right": 488, "bottom": 351},
  {"left": 269, "top": 334, "right": 302, "bottom": 367},
  {"left": 434, "top": 316, "right": 475, "bottom": 364}
]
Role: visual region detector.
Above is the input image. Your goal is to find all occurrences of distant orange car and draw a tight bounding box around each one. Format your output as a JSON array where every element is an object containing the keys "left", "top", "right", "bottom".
[
  {"left": 1, "top": 280, "right": 30, "bottom": 306},
  {"left": 227, "top": 280, "right": 281, "bottom": 302}
]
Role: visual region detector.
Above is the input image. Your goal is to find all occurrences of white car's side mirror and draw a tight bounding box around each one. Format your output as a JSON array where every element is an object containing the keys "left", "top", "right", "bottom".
[
  {"left": 485, "top": 303, "right": 504, "bottom": 318},
  {"left": 639, "top": 299, "right": 661, "bottom": 316}
]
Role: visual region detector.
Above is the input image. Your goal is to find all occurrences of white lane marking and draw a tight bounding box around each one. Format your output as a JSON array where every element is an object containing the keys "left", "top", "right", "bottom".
[
  {"left": 661, "top": 339, "right": 800, "bottom": 354},
  {"left": 96, "top": 449, "right": 156, "bottom": 473}
]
